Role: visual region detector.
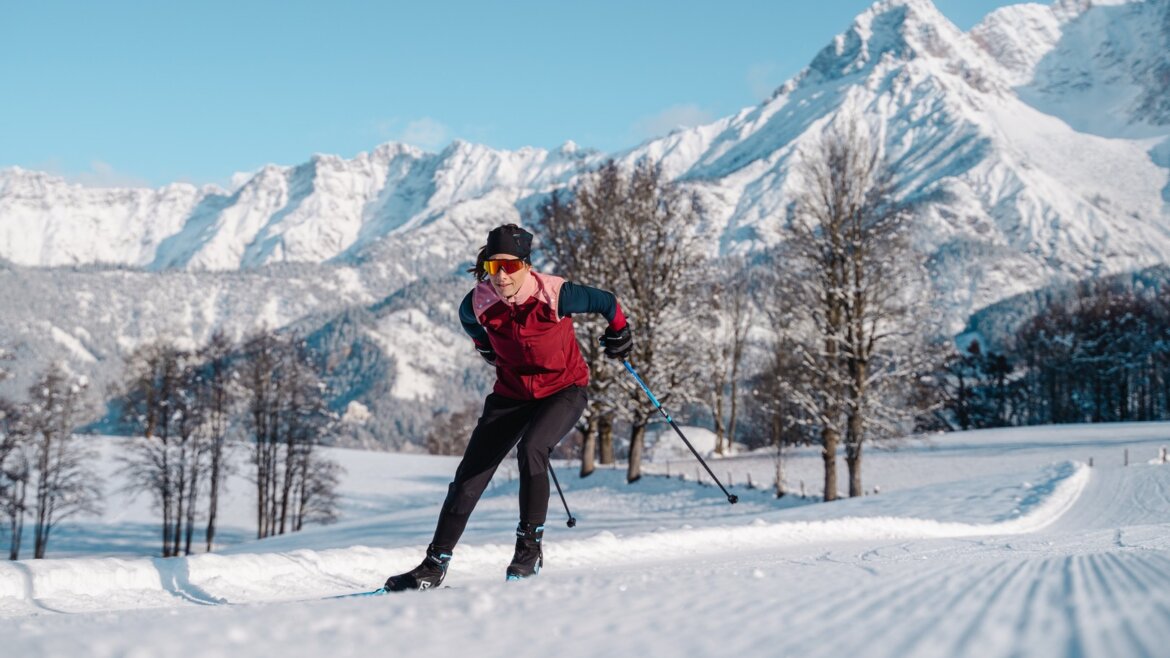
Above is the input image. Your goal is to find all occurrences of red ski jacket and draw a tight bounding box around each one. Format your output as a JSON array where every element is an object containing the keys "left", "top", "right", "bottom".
[{"left": 459, "top": 272, "right": 626, "bottom": 400}]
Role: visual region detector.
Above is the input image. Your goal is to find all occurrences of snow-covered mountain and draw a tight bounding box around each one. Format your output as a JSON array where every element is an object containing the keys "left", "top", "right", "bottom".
[
  {"left": 0, "top": 141, "right": 598, "bottom": 272},
  {"left": 1, "top": 0, "right": 1168, "bottom": 447}
]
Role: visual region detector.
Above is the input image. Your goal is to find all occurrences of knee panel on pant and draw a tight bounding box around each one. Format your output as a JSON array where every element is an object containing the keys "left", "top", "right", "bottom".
[
  {"left": 444, "top": 480, "right": 484, "bottom": 516},
  {"left": 517, "top": 443, "right": 551, "bottom": 475}
]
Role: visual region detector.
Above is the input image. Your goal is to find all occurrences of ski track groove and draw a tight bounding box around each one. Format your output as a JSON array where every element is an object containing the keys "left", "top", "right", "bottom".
[
  {"left": 570, "top": 464, "right": 1170, "bottom": 658},
  {"left": 763, "top": 542, "right": 1170, "bottom": 658},
  {"left": 1138, "top": 552, "right": 1170, "bottom": 584},
  {"left": 1062, "top": 556, "right": 1090, "bottom": 658},
  {"left": 919, "top": 559, "right": 1035, "bottom": 658},
  {"left": 877, "top": 560, "right": 1014, "bottom": 658},
  {"left": 780, "top": 556, "right": 961, "bottom": 656},
  {"left": 1011, "top": 558, "right": 1067, "bottom": 657},
  {"left": 1084, "top": 553, "right": 1149, "bottom": 657}
]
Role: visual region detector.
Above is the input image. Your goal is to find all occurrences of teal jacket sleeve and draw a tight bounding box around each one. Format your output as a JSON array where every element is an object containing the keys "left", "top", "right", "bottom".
[
  {"left": 459, "top": 290, "right": 490, "bottom": 345},
  {"left": 557, "top": 281, "right": 627, "bottom": 330}
]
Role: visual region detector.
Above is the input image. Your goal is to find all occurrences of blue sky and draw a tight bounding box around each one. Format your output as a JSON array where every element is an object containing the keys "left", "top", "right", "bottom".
[{"left": 0, "top": 0, "right": 1021, "bottom": 188}]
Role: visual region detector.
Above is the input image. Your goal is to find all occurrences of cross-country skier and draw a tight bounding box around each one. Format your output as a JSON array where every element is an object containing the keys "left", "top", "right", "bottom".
[{"left": 384, "top": 223, "right": 633, "bottom": 590}]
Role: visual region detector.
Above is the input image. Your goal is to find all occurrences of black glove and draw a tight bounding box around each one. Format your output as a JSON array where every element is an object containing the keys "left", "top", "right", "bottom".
[
  {"left": 600, "top": 325, "right": 633, "bottom": 360},
  {"left": 474, "top": 342, "right": 497, "bottom": 365}
]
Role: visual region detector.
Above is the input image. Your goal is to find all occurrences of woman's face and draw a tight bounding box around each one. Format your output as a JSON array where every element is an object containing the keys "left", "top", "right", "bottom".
[{"left": 486, "top": 253, "right": 530, "bottom": 299}]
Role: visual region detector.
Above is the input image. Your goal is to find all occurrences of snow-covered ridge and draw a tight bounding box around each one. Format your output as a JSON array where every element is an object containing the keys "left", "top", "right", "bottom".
[
  {"left": 0, "top": 140, "right": 599, "bottom": 271},
  {"left": 1, "top": 1, "right": 1166, "bottom": 274}
]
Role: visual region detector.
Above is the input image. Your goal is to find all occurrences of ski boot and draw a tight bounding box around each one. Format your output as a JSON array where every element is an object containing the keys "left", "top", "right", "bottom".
[
  {"left": 505, "top": 522, "right": 544, "bottom": 581},
  {"left": 384, "top": 545, "right": 451, "bottom": 591}
]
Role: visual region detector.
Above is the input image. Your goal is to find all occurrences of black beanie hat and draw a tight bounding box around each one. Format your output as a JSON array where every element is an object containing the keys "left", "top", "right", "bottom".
[{"left": 485, "top": 225, "right": 533, "bottom": 260}]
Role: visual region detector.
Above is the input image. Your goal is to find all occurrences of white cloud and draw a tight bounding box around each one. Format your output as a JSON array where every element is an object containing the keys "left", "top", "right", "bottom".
[
  {"left": 373, "top": 117, "right": 453, "bottom": 152},
  {"left": 71, "top": 161, "right": 153, "bottom": 189},
  {"left": 401, "top": 118, "right": 451, "bottom": 151},
  {"left": 632, "top": 104, "right": 714, "bottom": 141}
]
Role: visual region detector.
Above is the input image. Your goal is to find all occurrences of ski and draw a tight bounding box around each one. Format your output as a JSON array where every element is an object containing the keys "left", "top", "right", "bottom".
[
  {"left": 326, "top": 585, "right": 461, "bottom": 600},
  {"left": 326, "top": 588, "right": 390, "bottom": 600}
]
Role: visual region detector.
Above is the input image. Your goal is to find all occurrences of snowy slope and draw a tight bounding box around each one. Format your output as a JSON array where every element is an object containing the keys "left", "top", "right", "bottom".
[
  {"left": 2, "top": 423, "right": 1170, "bottom": 657},
  {"left": 2, "top": 0, "right": 1169, "bottom": 446}
]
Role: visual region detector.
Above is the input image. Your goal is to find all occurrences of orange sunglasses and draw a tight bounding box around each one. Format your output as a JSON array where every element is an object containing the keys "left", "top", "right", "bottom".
[{"left": 483, "top": 259, "right": 528, "bottom": 276}]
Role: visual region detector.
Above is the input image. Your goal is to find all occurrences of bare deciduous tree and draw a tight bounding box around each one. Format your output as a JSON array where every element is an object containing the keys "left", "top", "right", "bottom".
[
  {"left": 754, "top": 257, "right": 824, "bottom": 499},
  {"left": 242, "top": 329, "right": 281, "bottom": 539},
  {"left": 700, "top": 256, "right": 754, "bottom": 456},
  {"left": 536, "top": 179, "right": 621, "bottom": 475},
  {"left": 23, "top": 363, "right": 102, "bottom": 558},
  {"left": 198, "top": 330, "right": 235, "bottom": 552},
  {"left": 783, "top": 115, "right": 933, "bottom": 499},
  {"left": 119, "top": 341, "right": 210, "bottom": 557},
  {"left": 0, "top": 350, "right": 25, "bottom": 559},
  {"left": 295, "top": 457, "right": 341, "bottom": 531},
  {"left": 241, "top": 330, "right": 341, "bottom": 539},
  {"left": 119, "top": 341, "right": 176, "bottom": 555},
  {"left": 1, "top": 369, "right": 30, "bottom": 559},
  {"left": 540, "top": 159, "right": 703, "bottom": 483}
]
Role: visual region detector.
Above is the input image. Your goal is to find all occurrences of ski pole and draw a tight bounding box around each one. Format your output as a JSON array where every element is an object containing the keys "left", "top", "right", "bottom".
[
  {"left": 621, "top": 359, "right": 738, "bottom": 504},
  {"left": 548, "top": 463, "right": 577, "bottom": 527}
]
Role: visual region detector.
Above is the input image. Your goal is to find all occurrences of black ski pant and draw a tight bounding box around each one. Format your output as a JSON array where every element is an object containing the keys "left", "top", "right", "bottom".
[{"left": 430, "top": 384, "right": 587, "bottom": 554}]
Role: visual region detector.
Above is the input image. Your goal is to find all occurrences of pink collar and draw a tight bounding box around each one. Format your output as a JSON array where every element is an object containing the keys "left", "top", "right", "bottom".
[{"left": 500, "top": 271, "right": 538, "bottom": 306}]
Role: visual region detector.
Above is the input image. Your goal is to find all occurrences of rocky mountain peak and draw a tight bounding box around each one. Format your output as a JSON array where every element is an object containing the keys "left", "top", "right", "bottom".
[{"left": 806, "top": 0, "right": 968, "bottom": 82}]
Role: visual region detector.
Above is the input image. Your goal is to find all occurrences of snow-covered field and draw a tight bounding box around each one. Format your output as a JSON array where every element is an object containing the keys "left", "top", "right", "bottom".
[{"left": 3, "top": 422, "right": 1170, "bottom": 657}]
